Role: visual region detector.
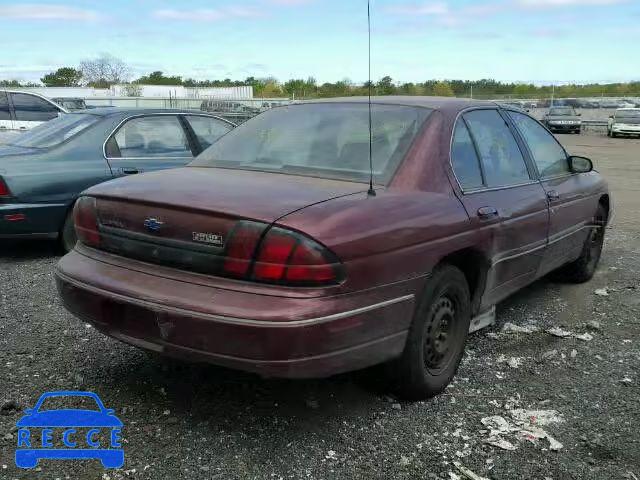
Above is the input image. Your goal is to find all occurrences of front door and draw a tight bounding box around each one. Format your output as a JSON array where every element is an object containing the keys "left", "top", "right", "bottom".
[
  {"left": 103, "top": 114, "right": 197, "bottom": 178},
  {"left": 9, "top": 92, "right": 62, "bottom": 131},
  {"left": 0, "top": 91, "right": 14, "bottom": 133},
  {"left": 450, "top": 109, "right": 549, "bottom": 307},
  {"left": 506, "top": 111, "right": 598, "bottom": 275}
]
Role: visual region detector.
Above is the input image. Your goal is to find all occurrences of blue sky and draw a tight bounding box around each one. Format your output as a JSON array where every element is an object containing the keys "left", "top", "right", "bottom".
[{"left": 1, "top": 0, "right": 639, "bottom": 85}]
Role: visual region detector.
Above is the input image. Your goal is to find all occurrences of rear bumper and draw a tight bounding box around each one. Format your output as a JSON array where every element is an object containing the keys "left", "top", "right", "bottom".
[
  {"left": 55, "top": 248, "right": 418, "bottom": 378},
  {"left": 0, "top": 202, "right": 66, "bottom": 237}
]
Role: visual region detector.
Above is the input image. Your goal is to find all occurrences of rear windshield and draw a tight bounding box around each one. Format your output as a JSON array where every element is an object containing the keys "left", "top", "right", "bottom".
[
  {"left": 7, "top": 113, "right": 98, "bottom": 149},
  {"left": 191, "top": 103, "right": 432, "bottom": 184}
]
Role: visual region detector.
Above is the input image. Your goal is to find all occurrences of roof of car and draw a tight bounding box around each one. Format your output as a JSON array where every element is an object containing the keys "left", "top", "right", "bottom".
[
  {"left": 616, "top": 107, "right": 640, "bottom": 111},
  {"left": 72, "top": 107, "right": 211, "bottom": 117},
  {"left": 301, "top": 96, "right": 497, "bottom": 111}
]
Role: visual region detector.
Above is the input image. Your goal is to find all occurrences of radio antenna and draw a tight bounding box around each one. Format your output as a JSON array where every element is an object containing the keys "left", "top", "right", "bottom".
[{"left": 367, "top": 0, "right": 376, "bottom": 197}]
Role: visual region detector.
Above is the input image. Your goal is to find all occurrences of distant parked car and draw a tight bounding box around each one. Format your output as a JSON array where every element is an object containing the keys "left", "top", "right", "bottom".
[
  {"left": 542, "top": 106, "right": 582, "bottom": 134},
  {"left": 56, "top": 98, "right": 610, "bottom": 400},
  {"left": 0, "top": 108, "right": 234, "bottom": 251},
  {"left": 608, "top": 108, "right": 640, "bottom": 137},
  {"left": 0, "top": 89, "right": 67, "bottom": 134},
  {"left": 52, "top": 97, "right": 87, "bottom": 111}
]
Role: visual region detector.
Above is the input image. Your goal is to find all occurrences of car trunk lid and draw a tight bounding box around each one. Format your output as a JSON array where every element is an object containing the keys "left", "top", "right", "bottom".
[{"left": 85, "top": 167, "right": 367, "bottom": 275}]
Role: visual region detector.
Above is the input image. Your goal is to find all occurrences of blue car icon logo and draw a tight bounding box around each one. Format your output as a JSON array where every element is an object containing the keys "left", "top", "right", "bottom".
[{"left": 15, "top": 391, "right": 123, "bottom": 469}]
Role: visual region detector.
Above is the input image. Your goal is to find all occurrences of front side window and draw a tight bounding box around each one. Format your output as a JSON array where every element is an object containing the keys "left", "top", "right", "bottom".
[
  {"left": 0, "top": 91, "right": 10, "bottom": 121},
  {"left": 508, "top": 111, "right": 570, "bottom": 178},
  {"left": 185, "top": 116, "right": 233, "bottom": 150},
  {"left": 463, "top": 109, "right": 531, "bottom": 187},
  {"left": 451, "top": 121, "right": 484, "bottom": 190},
  {"left": 11, "top": 93, "right": 60, "bottom": 121},
  {"left": 192, "top": 103, "right": 432, "bottom": 184},
  {"left": 7, "top": 114, "right": 99, "bottom": 148},
  {"left": 111, "top": 115, "right": 192, "bottom": 158}
]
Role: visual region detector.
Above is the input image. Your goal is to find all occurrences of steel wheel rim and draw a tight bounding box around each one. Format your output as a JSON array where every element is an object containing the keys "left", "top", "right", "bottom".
[{"left": 424, "top": 295, "right": 459, "bottom": 375}]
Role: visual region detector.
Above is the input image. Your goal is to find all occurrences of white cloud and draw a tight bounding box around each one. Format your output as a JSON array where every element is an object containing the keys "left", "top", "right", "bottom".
[
  {"left": 0, "top": 4, "right": 102, "bottom": 21},
  {"left": 153, "top": 7, "right": 262, "bottom": 22}
]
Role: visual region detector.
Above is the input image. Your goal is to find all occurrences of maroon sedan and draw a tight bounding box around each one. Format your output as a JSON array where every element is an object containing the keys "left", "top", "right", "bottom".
[{"left": 55, "top": 98, "right": 610, "bottom": 400}]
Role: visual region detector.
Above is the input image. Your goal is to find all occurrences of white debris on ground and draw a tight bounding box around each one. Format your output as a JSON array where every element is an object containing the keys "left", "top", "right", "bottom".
[
  {"left": 480, "top": 409, "right": 565, "bottom": 452},
  {"left": 496, "top": 355, "right": 524, "bottom": 369},
  {"left": 501, "top": 323, "right": 539, "bottom": 334},
  {"left": 546, "top": 327, "right": 594, "bottom": 341},
  {"left": 453, "top": 461, "right": 493, "bottom": 480},
  {"left": 594, "top": 288, "right": 610, "bottom": 296}
]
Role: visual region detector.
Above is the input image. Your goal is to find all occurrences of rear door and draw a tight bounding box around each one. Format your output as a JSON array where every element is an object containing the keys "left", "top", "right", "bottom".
[
  {"left": 506, "top": 110, "right": 599, "bottom": 275},
  {"left": 0, "top": 91, "right": 15, "bottom": 132},
  {"left": 451, "top": 108, "right": 549, "bottom": 306},
  {"left": 9, "top": 92, "right": 63, "bottom": 131},
  {"left": 104, "top": 114, "right": 197, "bottom": 177}
]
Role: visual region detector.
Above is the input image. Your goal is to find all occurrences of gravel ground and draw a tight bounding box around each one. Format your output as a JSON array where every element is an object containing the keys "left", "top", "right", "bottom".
[{"left": 1, "top": 133, "right": 639, "bottom": 480}]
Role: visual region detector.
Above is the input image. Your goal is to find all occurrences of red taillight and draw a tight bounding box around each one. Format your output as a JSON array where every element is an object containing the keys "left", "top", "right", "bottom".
[
  {"left": 0, "top": 177, "right": 11, "bottom": 198},
  {"left": 223, "top": 223, "right": 343, "bottom": 286},
  {"left": 253, "top": 230, "right": 297, "bottom": 281},
  {"left": 223, "top": 222, "right": 262, "bottom": 277},
  {"left": 73, "top": 197, "right": 100, "bottom": 248}
]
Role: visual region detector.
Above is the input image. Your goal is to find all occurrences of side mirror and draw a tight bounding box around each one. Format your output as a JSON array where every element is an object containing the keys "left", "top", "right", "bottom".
[
  {"left": 577, "top": 113, "right": 582, "bottom": 116},
  {"left": 569, "top": 156, "right": 593, "bottom": 173}
]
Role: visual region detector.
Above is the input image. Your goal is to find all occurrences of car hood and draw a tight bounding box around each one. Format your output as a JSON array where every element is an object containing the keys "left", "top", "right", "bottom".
[
  {"left": 16, "top": 410, "right": 123, "bottom": 427},
  {"left": 84, "top": 167, "right": 370, "bottom": 224}
]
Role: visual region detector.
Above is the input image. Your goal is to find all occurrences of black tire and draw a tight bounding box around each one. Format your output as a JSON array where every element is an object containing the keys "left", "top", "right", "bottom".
[
  {"left": 556, "top": 204, "right": 607, "bottom": 283},
  {"left": 58, "top": 208, "right": 77, "bottom": 253},
  {"left": 388, "top": 265, "right": 471, "bottom": 400}
]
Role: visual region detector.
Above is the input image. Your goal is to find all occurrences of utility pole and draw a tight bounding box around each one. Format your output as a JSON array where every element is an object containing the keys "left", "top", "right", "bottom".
[{"left": 470, "top": 85, "right": 473, "bottom": 99}]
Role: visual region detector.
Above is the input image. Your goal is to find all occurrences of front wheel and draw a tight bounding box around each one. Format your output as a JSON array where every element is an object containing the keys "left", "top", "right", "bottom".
[
  {"left": 556, "top": 204, "right": 607, "bottom": 283},
  {"left": 388, "top": 265, "right": 471, "bottom": 400}
]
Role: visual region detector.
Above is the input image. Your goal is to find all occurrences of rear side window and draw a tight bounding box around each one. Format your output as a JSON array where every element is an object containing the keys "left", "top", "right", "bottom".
[
  {"left": 185, "top": 115, "right": 232, "bottom": 150},
  {"left": 111, "top": 115, "right": 192, "bottom": 158},
  {"left": 451, "top": 121, "right": 484, "bottom": 190},
  {"left": 11, "top": 93, "right": 60, "bottom": 121},
  {"left": 0, "top": 91, "right": 10, "bottom": 120},
  {"left": 508, "top": 111, "right": 570, "bottom": 178},
  {"left": 463, "top": 109, "right": 531, "bottom": 187}
]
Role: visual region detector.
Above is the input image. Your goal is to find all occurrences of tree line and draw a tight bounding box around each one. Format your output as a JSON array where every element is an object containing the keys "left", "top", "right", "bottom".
[{"left": 2, "top": 54, "right": 639, "bottom": 99}]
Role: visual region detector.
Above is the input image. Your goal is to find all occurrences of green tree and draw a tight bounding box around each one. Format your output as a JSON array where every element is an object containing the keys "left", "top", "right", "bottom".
[
  {"left": 432, "top": 81, "right": 454, "bottom": 97},
  {"left": 40, "top": 67, "right": 83, "bottom": 87},
  {"left": 134, "top": 71, "right": 183, "bottom": 85},
  {"left": 376, "top": 76, "right": 395, "bottom": 95}
]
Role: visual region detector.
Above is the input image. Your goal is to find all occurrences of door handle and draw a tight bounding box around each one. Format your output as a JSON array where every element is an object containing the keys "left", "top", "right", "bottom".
[
  {"left": 547, "top": 190, "right": 560, "bottom": 201},
  {"left": 477, "top": 206, "right": 499, "bottom": 220},
  {"left": 120, "top": 167, "right": 140, "bottom": 175}
]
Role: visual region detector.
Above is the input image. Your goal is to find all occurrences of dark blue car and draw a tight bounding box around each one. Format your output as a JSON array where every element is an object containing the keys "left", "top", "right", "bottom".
[
  {"left": 0, "top": 108, "right": 234, "bottom": 251},
  {"left": 15, "top": 391, "right": 124, "bottom": 468}
]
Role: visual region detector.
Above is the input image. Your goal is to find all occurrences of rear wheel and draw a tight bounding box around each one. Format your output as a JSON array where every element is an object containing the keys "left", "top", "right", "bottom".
[
  {"left": 388, "top": 265, "right": 471, "bottom": 400},
  {"left": 556, "top": 204, "right": 607, "bottom": 283},
  {"left": 58, "top": 208, "right": 77, "bottom": 253}
]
